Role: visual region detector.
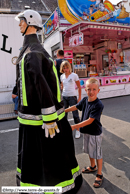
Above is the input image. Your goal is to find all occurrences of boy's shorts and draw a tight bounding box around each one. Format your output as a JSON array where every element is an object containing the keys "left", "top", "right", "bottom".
[{"left": 83, "top": 133, "right": 103, "bottom": 159}]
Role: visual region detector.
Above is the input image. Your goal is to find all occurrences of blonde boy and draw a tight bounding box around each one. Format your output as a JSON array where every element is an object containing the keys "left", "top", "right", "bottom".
[{"left": 65, "top": 78, "right": 104, "bottom": 188}]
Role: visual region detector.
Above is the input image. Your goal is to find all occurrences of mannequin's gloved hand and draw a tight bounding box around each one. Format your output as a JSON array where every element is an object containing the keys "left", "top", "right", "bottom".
[{"left": 42, "top": 122, "right": 60, "bottom": 138}]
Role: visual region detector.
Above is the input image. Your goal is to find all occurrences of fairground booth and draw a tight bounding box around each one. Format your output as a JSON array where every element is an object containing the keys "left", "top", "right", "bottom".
[{"left": 43, "top": 0, "right": 130, "bottom": 99}]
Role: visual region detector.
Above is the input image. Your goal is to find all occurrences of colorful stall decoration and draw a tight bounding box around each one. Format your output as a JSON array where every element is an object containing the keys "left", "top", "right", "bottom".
[
  {"left": 124, "top": 50, "right": 130, "bottom": 64},
  {"left": 58, "top": 0, "right": 130, "bottom": 25},
  {"left": 43, "top": 8, "right": 59, "bottom": 38},
  {"left": 69, "top": 33, "right": 84, "bottom": 47},
  {"left": 58, "top": 7, "right": 72, "bottom": 27},
  {"left": 43, "top": 7, "right": 72, "bottom": 38},
  {"left": 64, "top": 50, "right": 73, "bottom": 58},
  {"left": 76, "top": 75, "right": 130, "bottom": 89},
  {"left": 105, "top": 49, "right": 117, "bottom": 53},
  {"left": 64, "top": 50, "right": 73, "bottom": 69}
]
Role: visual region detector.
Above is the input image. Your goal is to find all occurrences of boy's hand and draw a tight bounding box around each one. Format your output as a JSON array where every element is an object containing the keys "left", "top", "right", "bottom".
[
  {"left": 71, "top": 125, "right": 75, "bottom": 131},
  {"left": 71, "top": 125, "right": 80, "bottom": 131}
]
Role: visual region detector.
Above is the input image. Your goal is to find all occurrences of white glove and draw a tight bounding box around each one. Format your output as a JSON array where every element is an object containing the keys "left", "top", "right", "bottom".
[{"left": 42, "top": 122, "right": 60, "bottom": 138}]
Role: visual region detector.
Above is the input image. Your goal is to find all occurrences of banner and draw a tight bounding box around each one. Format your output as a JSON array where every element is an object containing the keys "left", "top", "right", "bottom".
[
  {"left": 58, "top": 0, "right": 130, "bottom": 25},
  {"left": 69, "top": 33, "right": 84, "bottom": 47},
  {"left": 43, "top": 8, "right": 59, "bottom": 38}
]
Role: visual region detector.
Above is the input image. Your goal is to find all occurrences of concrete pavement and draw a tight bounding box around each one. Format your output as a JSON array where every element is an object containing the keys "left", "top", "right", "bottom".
[
  {"left": 75, "top": 95, "right": 130, "bottom": 194},
  {"left": 0, "top": 95, "right": 130, "bottom": 194}
]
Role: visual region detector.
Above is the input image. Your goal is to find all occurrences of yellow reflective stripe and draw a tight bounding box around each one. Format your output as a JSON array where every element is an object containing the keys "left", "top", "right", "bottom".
[
  {"left": 18, "top": 116, "right": 43, "bottom": 126},
  {"left": 21, "top": 55, "right": 28, "bottom": 106},
  {"left": 42, "top": 112, "right": 57, "bottom": 122},
  {"left": 49, "top": 58, "right": 61, "bottom": 103},
  {"left": 56, "top": 178, "right": 74, "bottom": 188},
  {"left": 21, "top": 178, "right": 75, "bottom": 188},
  {"left": 45, "top": 192, "right": 54, "bottom": 194},
  {"left": 71, "top": 165, "right": 80, "bottom": 175},
  {"left": 55, "top": 166, "right": 80, "bottom": 188},
  {"left": 20, "top": 182, "right": 39, "bottom": 187},
  {"left": 17, "top": 167, "right": 21, "bottom": 174},
  {"left": 19, "top": 166, "right": 79, "bottom": 185},
  {"left": 58, "top": 112, "right": 65, "bottom": 121},
  {"left": 20, "top": 166, "right": 80, "bottom": 193},
  {"left": 20, "top": 182, "right": 54, "bottom": 194}
]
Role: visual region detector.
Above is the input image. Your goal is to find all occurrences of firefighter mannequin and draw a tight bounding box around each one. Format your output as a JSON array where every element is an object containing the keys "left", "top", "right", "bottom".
[{"left": 15, "top": 9, "right": 82, "bottom": 193}]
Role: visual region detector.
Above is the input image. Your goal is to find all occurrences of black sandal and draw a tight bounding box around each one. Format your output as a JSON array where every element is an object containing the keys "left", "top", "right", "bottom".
[
  {"left": 82, "top": 165, "right": 97, "bottom": 173},
  {"left": 93, "top": 174, "right": 103, "bottom": 188}
]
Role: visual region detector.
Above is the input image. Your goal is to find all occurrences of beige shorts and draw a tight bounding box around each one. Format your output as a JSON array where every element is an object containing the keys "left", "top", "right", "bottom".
[{"left": 83, "top": 133, "right": 103, "bottom": 159}]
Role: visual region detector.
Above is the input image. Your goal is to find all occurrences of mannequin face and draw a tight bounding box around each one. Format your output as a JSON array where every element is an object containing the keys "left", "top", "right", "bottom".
[
  {"left": 19, "top": 18, "right": 37, "bottom": 35},
  {"left": 19, "top": 19, "right": 27, "bottom": 34}
]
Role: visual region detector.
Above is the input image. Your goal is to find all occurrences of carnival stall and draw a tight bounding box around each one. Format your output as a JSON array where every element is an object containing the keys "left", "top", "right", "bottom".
[
  {"left": 58, "top": 0, "right": 130, "bottom": 99},
  {"left": 43, "top": 0, "right": 130, "bottom": 99}
]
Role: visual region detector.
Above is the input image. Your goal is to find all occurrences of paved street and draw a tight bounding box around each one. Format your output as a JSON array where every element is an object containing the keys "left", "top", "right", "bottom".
[{"left": 0, "top": 95, "right": 130, "bottom": 194}]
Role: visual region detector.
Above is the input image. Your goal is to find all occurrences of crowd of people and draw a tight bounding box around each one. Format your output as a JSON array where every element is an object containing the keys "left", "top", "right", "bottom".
[{"left": 13, "top": 9, "right": 104, "bottom": 193}]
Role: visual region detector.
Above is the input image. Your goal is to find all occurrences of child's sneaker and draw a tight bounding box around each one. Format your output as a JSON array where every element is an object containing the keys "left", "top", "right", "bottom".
[{"left": 75, "top": 130, "right": 80, "bottom": 139}]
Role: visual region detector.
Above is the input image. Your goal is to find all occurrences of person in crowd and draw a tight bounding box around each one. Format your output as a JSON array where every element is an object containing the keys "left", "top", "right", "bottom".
[
  {"left": 55, "top": 49, "right": 66, "bottom": 82},
  {"left": 60, "top": 61, "right": 81, "bottom": 139},
  {"left": 15, "top": 9, "right": 82, "bottom": 193},
  {"left": 65, "top": 78, "right": 104, "bottom": 188},
  {"left": 12, "top": 83, "right": 18, "bottom": 114}
]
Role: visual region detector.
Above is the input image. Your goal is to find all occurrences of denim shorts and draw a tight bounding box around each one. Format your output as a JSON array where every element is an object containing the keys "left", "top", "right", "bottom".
[{"left": 83, "top": 133, "right": 103, "bottom": 159}]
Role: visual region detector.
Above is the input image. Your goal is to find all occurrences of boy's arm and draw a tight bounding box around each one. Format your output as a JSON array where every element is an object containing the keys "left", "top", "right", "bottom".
[
  {"left": 71, "top": 117, "right": 95, "bottom": 131},
  {"left": 65, "top": 105, "right": 77, "bottom": 113}
]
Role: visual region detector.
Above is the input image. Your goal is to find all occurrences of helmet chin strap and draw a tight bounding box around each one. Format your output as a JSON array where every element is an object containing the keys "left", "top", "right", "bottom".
[{"left": 22, "top": 25, "right": 29, "bottom": 36}]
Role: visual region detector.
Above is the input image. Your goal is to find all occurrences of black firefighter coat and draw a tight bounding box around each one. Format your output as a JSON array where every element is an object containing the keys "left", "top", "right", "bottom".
[{"left": 16, "top": 34, "right": 82, "bottom": 193}]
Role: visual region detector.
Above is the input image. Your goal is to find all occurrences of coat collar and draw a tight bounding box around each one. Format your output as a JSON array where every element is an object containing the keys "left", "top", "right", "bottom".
[{"left": 23, "top": 34, "right": 39, "bottom": 46}]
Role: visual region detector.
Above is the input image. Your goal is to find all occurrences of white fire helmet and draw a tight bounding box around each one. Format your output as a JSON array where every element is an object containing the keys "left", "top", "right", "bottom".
[{"left": 15, "top": 9, "right": 42, "bottom": 30}]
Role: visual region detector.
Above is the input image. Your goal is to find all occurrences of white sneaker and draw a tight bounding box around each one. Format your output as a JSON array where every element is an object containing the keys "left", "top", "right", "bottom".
[{"left": 75, "top": 130, "right": 80, "bottom": 139}]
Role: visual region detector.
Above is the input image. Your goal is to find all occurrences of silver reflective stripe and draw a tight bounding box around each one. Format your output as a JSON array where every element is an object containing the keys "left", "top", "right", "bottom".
[
  {"left": 61, "top": 183, "right": 75, "bottom": 194},
  {"left": 17, "top": 171, "right": 21, "bottom": 179},
  {"left": 59, "top": 170, "right": 81, "bottom": 193},
  {"left": 18, "top": 111, "right": 42, "bottom": 120},
  {"left": 41, "top": 105, "right": 56, "bottom": 115},
  {"left": 19, "top": 60, "right": 23, "bottom": 106},
  {"left": 73, "top": 169, "right": 81, "bottom": 180},
  {"left": 55, "top": 170, "right": 81, "bottom": 193},
  {"left": 57, "top": 107, "right": 64, "bottom": 115}
]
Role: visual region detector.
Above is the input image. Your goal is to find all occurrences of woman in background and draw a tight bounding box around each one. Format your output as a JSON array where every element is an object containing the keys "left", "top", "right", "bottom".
[{"left": 60, "top": 61, "right": 81, "bottom": 139}]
